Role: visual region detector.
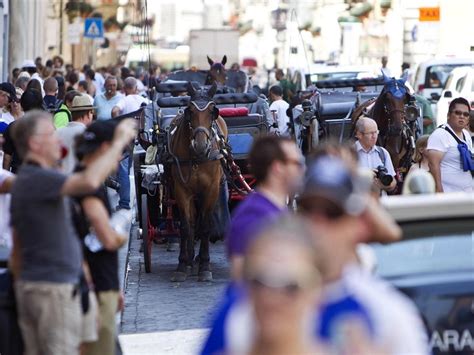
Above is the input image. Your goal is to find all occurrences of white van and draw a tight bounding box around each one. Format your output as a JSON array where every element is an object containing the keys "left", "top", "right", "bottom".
[
  {"left": 436, "top": 66, "right": 474, "bottom": 126},
  {"left": 412, "top": 58, "right": 474, "bottom": 101}
]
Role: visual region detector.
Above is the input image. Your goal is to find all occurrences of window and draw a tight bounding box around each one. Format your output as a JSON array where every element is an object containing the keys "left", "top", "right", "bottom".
[
  {"left": 455, "top": 76, "right": 466, "bottom": 92},
  {"left": 425, "top": 64, "right": 473, "bottom": 89}
]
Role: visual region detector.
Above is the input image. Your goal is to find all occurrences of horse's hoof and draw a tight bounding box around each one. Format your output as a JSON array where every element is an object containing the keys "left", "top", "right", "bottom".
[
  {"left": 170, "top": 271, "right": 187, "bottom": 282},
  {"left": 167, "top": 242, "right": 179, "bottom": 252},
  {"left": 186, "top": 265, "right": 194, "bottom": 275},
  {"left": 198, "top": 271, "right": 213, "bottom": 282}
]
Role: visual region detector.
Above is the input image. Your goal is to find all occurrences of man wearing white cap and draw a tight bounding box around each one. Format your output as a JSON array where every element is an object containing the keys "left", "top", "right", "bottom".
[{"left": 22, "top": 59, "right": 44, "bottom": 96}]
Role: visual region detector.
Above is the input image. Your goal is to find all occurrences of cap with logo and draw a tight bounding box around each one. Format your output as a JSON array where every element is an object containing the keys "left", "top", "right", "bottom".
[
  {"left": 0, "top": 82, "right": 19, "bottom": 103},
  {"left": 75, "top": 119, "right": 117, "bottom": 157},
  {"left": 299, "top": 156, "right": 369, "bottom": 216}
]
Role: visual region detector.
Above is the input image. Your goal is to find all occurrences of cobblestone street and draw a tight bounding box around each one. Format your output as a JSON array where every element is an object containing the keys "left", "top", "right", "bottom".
[{"left": 120, "top": 223, "right": 229, "bottom": 353}]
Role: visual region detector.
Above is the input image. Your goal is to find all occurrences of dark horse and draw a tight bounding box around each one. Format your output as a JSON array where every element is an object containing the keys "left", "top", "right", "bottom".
[
  {"left": 168, "top": 82, "right": 228, "bottom": 282},
  {"left": 206, "top": 55, "right": 227, "bottom": 86},
  {"left": 352, "top": 73, "right": 414, "bottom": 171}
]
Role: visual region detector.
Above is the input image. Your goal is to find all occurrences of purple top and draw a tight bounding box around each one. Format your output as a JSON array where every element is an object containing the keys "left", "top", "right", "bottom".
[{"left": 226, "top": 191, "right": 285, "bottom": 256}]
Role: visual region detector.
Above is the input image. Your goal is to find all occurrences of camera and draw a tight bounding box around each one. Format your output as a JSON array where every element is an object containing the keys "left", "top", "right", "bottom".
[
  {"left": 375, "top": 165, "right": 393, "bottom": 186},
  {"left": 296, "top": 100, "right": 316, "bottom": 127},
  {"left": 105, "top": 176, "right": 121, "bottom": 191}
]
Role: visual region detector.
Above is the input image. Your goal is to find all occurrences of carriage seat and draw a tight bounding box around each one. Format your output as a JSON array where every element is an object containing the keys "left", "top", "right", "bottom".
[
  {"left": 222, "top": 113, "right": 268, "bottom": 160},
  {"left": 318, "top": 101, "right": 355, "bottom": 120}
]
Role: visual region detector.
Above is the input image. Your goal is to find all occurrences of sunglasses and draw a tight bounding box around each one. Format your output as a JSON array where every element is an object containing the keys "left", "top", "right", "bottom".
[
  {"left": 247, "top": 273, "right": 317, "bottom": 294},
  {"left": 450, "top": 110, "right": 470, "bottom": 118}
]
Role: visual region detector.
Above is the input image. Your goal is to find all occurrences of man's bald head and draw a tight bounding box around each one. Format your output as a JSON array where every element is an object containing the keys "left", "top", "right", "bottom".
[
  {"left": 356, "top": 117, "right": 378, "bottom": 134},
  {"left": 43, "top": 77, "right": 58, "bottom": 96}
]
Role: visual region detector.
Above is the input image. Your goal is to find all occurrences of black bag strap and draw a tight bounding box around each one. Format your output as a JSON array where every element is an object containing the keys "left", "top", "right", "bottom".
[
  {"left": 444, "top": 125, "right": 468, "bottom": 145},
  {"left": 375, "top": 146, "right": 386, "bottom": 166}
]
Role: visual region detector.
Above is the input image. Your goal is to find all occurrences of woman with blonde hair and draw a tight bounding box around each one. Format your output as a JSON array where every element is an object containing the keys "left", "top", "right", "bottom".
[{"left": 408, "top": 135, "right": 430, "bottom": 173}]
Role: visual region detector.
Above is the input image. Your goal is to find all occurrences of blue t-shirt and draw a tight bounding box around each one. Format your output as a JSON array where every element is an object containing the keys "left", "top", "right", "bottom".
[
  {"left": 93, "top": 93, "right": 123, "bottom": 120},
  {"left": 200, "top": 282, "right": 374, "bottom": 355},
  {"left": 226, "top": 191, "right": 284, "bottom": 256}
]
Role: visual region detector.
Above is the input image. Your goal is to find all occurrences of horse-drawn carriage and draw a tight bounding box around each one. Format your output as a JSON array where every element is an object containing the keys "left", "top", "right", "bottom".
[
  {"left": 131, "top": 58, "right": 422, "bottom": 278},
  {"left": 133, "top": 68, "right": 269, "bottom": 276},
  {"left": 291, "top": 75, "right": 421, "bottom": 180}
]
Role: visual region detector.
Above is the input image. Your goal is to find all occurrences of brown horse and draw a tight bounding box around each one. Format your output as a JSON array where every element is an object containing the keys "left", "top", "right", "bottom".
[
  {"left": 206, "top": 55, "right": 227, "bottom": 86},
  {"left": 352, "top": 74, "right": 414, "bottom": 171},
  {"left": 168, "top": 82, "right": 228, "bottom": 282}
]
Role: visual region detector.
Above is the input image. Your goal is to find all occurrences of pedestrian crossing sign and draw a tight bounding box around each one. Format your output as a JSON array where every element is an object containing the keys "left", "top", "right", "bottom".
[{"left": 84, "top": 18, "right": 104, "bottom": 39}]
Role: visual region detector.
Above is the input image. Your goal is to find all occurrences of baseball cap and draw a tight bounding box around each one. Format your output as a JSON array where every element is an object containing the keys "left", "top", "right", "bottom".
[
  {"left": 0, "top": 82, "right": 19, "bottom": 102},
  {"left": 298, "top": 156, "right": 369, "bottom": 216},
  {"left": 22, "top": 60, "right": 36, "bottom": 69},
  {"left": 75, "top": 120, "right": 117, "bottom": 157}
]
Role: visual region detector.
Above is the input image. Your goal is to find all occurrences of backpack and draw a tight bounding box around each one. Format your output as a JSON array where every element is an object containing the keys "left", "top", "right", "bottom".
[
  {"left": 54, "top": 107, "right": 72, "bottom": 122},
  {"left": 42, "top": 98, "right": 62, "bottom": 115}
]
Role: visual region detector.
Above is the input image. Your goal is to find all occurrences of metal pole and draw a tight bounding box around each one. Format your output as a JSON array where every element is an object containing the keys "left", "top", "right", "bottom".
[{"left": 59, "top": 0, "right": 63, "bottom": 55}]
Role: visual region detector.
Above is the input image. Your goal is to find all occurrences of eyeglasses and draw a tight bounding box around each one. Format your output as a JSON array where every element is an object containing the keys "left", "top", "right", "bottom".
[
  {"left": 450, "top": 110, "right": 470, "bottom": 118},
  {"left": 362, "top": 130, "right": 379, "bottom": 136}
]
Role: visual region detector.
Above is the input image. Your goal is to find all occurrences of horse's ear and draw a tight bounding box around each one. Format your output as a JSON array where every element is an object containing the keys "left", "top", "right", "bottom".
[
  {"left": 207, "top": 56, "right": 214, "bottom": 66},
  {"left": 221, "top": 55, "right": 227, "bottom": 66},
  {"left": 187, "top": 81, "right": 196, "bottom": 98},
  {"left": 381, "top": 70, "right": 391, "bottom": 83},
  {"left": 208, "top": 82, "right": 217, "bottom": 98}
]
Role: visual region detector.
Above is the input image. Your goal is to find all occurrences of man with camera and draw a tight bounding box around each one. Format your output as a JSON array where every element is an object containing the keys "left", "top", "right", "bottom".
[{"left": 355, "top": 117, "right": 397, "bottom": 193}]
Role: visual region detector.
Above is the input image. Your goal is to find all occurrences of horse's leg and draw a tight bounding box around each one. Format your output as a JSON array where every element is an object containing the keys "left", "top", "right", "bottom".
[
  {"left": 197, "top": 179, "right": 220, "bottom": 282},
  {"left": 171, "top": 187, "right": 195, "bottom": 282},
  {"left": 197, "top": 211, "right": 212, "bottom": 282}
]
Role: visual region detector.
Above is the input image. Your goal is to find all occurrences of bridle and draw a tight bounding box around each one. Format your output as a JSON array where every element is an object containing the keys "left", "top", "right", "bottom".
[{"left": 185, "top": 100, "right": 218, "bottom": 159}]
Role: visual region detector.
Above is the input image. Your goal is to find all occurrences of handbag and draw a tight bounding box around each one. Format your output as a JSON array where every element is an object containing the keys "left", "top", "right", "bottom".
[{"left": 444, "top": 126, "right": 474, "bottom": 172}]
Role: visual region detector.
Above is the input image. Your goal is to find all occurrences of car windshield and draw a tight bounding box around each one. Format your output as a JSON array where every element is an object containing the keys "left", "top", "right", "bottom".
[
  {"left": 425, "top": 64, "right": 473, "bottom": 89},
  {"left": 371, "top": 219, "right": 474, "bottom": 278}
]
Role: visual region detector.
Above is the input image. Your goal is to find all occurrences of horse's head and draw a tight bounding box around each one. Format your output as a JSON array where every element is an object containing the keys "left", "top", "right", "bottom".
[
  {"left": 381, "top": 73, "right": 411, "bottom": 134},
  {"left": 185, "top": 82, "right": 219, "bottom": 158},
  {"left": 207, "top": 55, "right": 227, "bottom": 85}
]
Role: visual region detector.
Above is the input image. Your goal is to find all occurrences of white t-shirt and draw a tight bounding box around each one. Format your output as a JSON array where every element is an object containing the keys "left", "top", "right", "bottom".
[
  {"left": 0, "top": 111, "right": 15, "bottom": 126},
  {"left": 57, "top": 122, "right": 86, "bottom": 175},
  {"left": 269, "top": 99, "right": 290, "bottom": 136},
  {"left": 343, "top": 265, "right": 429, "bottom": 354},
  {"left": 0, "top": 169, "right": 13, "bottom": 260},
  {"left": 427, "top": 124, "right": 473, "bottom": 192},
  {"left": 115, "top": 94, "right": 149, "bottom": 115}
]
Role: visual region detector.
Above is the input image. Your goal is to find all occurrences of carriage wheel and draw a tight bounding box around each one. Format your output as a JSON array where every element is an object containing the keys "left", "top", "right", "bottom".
[
  {"left": 311, "top": 119, "right": 320, "bottom": 149},
  {"left": 141, "top": 194, "right": 152, "bottom": 273}
]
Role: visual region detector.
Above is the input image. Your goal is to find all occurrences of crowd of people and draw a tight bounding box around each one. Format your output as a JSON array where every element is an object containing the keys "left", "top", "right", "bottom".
[
  {"left": 0, "top": 53, "right": 473, "bottom": 355},
  {"left": 0, "top": 56, "right": 147, "bottom": 355}
]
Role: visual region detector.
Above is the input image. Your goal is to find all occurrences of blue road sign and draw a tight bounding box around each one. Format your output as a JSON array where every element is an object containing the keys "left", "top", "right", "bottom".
[{"left": 84, "top": 18, "right": 104, "bottom": 39}]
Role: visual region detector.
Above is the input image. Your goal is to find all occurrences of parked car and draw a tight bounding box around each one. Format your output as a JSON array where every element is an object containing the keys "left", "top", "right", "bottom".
[
  {"left": 436, "top": 66, "right": 474, "bottom": 126},
  {"left": 373, "top": 193, "right": 474, "bottom": 355}
]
